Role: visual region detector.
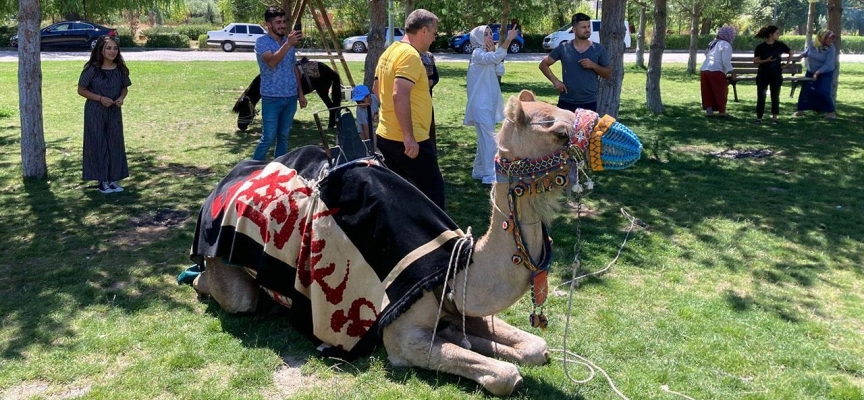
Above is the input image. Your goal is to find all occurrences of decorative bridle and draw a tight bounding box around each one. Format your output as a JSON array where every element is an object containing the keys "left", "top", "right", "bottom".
[{"left": 495, "top": 111, "right": 617, "bottom": 330}]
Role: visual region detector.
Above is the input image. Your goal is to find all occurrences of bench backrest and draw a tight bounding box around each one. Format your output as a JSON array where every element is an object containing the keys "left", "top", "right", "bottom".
[{"left": 730, "top": 55, "right": 804, "bottom": 76}]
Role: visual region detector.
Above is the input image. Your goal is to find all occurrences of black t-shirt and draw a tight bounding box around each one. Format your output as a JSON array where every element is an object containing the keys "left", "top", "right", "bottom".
[{"left": 754, "top": 40, "right": 791, "bottom": 77}]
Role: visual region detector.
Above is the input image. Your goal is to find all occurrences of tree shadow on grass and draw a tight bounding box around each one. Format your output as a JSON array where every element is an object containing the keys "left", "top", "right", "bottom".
[{"left": 0, "top": 151, "right": 225, "bottom": 359}]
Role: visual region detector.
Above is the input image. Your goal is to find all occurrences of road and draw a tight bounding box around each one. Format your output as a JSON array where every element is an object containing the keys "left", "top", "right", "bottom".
[{"left": 2, "top": 49, "right": 863, "bottom": 63}]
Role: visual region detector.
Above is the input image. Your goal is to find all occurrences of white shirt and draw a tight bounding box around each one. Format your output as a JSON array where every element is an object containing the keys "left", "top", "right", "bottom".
[
  {"left": 700, "top": 40, "right": 733, "bottom": 73},
  {"left": 464, "top": 47, "right": 507, "bottom": 126}
]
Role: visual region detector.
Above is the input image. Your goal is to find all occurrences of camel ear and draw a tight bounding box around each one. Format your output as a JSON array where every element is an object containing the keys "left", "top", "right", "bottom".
[
  {"left": 505, "top": 95, "right": 528, "bottom": 126},
  {"left": 518, "top": 90, "right": 536, "bottom": 102}
]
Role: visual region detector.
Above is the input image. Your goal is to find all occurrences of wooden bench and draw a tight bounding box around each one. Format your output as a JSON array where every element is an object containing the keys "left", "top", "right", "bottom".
[{"left": 726, "top": 55, "right": 814, "bottom": 102}]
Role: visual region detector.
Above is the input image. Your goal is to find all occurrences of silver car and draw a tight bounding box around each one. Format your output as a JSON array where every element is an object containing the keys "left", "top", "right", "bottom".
[
  {"left": 343, "top": 28, "right": 405, "bottom": 53},
  {"left": 206, "top": 23, "right": 268, "bottom": 52}
]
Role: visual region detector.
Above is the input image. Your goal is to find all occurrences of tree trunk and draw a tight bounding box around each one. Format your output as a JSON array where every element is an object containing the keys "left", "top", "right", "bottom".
[
  {"left": 364, "top": 0, "right": 387, "bottom": 88},
  {"left": 700, "top": 18, "right": 711, "bottom": 34},
  {"left": 404, "top": 0, "right": 415, "bottom": 20},
  {"left": 636, "top": 4, "right": 647, "bottom": 69},
  {"left": 805, "top": 2, "right": 816, "bottom": 52},
  {"left": 827, "top": 0, "right": 842, "bottom": 101},
  {"left": 686, "top": 1, "right": 701, "bottom": 74},
  {"left": 597, "top": 0, "right": 627, "bottom": 118},
  {"left": 646, "top": 0, "right": 667, "bottom": 114},
  {"left": 19, "top": 0, "right": 47, "bottom": 180}
]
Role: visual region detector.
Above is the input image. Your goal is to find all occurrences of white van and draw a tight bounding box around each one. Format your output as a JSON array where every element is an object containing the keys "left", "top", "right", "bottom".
[{"left": 542, "top": 20, "right": 631, "bottom": 50}]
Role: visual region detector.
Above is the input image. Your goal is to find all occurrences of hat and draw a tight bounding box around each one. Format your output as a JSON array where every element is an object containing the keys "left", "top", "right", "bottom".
[
  {"left": 570, "top": 109, "right": 642, "bottom": 171},
  {"left": 352, "top": 85, "right": 370, "bottom": 101}
]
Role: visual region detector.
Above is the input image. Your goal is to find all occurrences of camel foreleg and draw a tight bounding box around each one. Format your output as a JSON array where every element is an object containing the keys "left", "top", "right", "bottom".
[
  {"left": 193, "top": 257, "right": 259, "bottom": 314},
  {"left": 437, "top": 315, "right": 550, "bottom": 366},
  {"left": 383, "top": 295, "right": 523, "bottom": 396}
]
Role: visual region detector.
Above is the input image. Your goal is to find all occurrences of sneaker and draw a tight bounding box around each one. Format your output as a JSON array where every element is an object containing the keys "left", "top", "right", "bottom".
[
  {"left": 793, "top": 111, "right": 805, "bottom": 117},
  {"left": 771, "top": 119, "right": 779, "bottom": 125},
  {"left": 108, "top": 181, "right": 124, "bottom": 192},
  {"left": 754, "top": 119, "right": 762, "bottom": 125},
  {"left": 97, "top": 181, "right": 113, "bottom": 194},
  {"left": 825, "top": 112, "right": 836, "bottom": 120}
]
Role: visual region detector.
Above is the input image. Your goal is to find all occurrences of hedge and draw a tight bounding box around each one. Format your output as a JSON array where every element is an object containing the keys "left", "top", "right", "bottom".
[
  {"left": 117, "top": 34, "right": 137, "bottom": 48},
  {"left": 177, "top": 24, "right": 219, "bottom": 40},
  {"left": 144, "top": 33, "right": 189, "bottom": 48},
  {"left": 662, "top": 34, "right": 864, "bottom": 53},
  {"left": 198, "top": 34, "right": 209, "bottom": 49},
  {"left": 1, "top": 25, "right": 16, "bottom": 47}
]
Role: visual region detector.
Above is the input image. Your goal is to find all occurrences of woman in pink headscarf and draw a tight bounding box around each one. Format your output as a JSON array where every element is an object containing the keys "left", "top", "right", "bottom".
[
  {"left": 463, "top": 25, "right": 517, "bottom": 184},
  {"left": 699, "top": 25, "right": 736, "bottom": 118}
]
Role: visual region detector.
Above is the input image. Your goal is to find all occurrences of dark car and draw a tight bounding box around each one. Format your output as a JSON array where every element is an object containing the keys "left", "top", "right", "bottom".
[
  {"left": 10, "top": 21, "right": 117, "bottom": 50},
  {"left": 448, "top": 23, "right": 524, "bottom": 54}
]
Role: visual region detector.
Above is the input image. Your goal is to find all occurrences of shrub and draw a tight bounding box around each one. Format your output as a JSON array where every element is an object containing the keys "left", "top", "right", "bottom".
[
  {"left": 0, "top": 24, "right": 16, "bottom": 47},
  {"left": 522, "top": 33, "right": 546, "bottom": 52},
  {"left": 117, "top": 34, "right": 137, "bottom": 48},
  {"left": 144, "top": 33, "right": 189, "bottom": 48},
  {"left": 198, "top": 34, "right": 209, "bottom": 48},
  {"left": 0, "top": 106, "right": 13, "bottom": 119},
  {"left": 177, "top": 24, "right": 217, "bottom": 40},
  {"left": 141, "top": 26, "right": 178, "bottom": 37}
]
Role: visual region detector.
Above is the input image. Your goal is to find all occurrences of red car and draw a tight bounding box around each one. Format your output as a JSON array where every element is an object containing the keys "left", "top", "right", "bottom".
[{"left": 10, "top": 21, "right": 117, "bottom": 50}]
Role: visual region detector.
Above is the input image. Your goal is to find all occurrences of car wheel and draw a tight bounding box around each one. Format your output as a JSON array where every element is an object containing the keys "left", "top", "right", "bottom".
[
  {"left": 89, "top": 39, "right": 99, "bottom": 49},
  {"left": 508, "top": 42, "right": 521, "bottom": 54},
  {"left": 351, "top": 41, "right": 367, "bottom": 53},
  {"left": 460, "top": 42, "right": 473, "bottom": 54},
  {"left": 221, "top": 41, "right": 236, "bottom": 52}
]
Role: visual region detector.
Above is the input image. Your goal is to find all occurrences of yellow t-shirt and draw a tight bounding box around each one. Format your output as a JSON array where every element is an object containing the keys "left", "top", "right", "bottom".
[{"left": 374, "top": 41, "right": 432, "bottom": 142}]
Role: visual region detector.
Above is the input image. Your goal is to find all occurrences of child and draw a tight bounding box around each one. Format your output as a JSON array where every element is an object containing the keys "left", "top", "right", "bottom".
[{"left": 352, "top": 84, "right": 379, "bottom": 140}]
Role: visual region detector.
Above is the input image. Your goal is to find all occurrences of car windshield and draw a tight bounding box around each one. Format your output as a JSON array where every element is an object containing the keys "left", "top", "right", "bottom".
[{"left": 557, "top": 23, "right": 572, "bottom": 32}]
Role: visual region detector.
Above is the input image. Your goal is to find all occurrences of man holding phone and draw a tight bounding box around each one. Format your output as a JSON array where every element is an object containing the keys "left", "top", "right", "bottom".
[{"left": 251, "top": 6, "right": 307, "bottom": 161}]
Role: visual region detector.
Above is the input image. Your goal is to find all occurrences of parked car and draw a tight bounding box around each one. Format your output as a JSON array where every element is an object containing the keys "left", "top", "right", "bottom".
[
  {"left": 343, "top": 28, "right": 405, "bottom": 53},
  {"left": 9, "top": 21, "right": 116, "bottom": 50},
  {"left": 206, "top": 23, "right": 267, "bottom": 52},
  {"left": 542, "top": 20, "right": 631, "bottom": 51},
  {"left": 448, "top": 24, "right": 524, "bottom": 54}
]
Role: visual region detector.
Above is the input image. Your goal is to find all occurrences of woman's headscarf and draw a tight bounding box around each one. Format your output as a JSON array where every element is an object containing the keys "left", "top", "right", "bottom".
[
  {"left": 817, "top": 30, "right": 835, "bottom": 49},
  {"left": 707, "top": 25, "right": 736, "bottom": 52},
  {"left": 469, "top": 25, "right": 488, "bottom": 49}
]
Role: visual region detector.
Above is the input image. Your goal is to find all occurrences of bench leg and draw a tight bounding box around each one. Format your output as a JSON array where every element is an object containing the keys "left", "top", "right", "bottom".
[
  {"left": 790, "top": 82, "right": 799, "bottom": 98},
  {"left": 732, "top": 83, "right": 739, "bottom": 102}
]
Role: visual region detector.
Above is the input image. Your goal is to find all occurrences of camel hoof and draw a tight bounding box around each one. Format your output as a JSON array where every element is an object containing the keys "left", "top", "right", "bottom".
[{"left": 479, "top": 364, "right": 523, "bottom": 397}]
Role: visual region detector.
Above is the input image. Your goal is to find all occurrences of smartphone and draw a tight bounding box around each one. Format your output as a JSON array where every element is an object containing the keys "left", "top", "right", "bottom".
[{"left": 293, "top": 22, "right": 302, "bottom": 32}]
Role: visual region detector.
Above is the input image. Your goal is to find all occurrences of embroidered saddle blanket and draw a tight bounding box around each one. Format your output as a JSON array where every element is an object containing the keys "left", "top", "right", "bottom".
[{"left": 190, "top": 146, "right": 469, "bottom": 359}]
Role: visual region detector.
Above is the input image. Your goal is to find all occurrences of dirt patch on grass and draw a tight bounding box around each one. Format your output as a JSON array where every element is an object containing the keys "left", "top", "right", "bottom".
[
  {"left": 1, "top": 380, "right": 90, "bottom": 400},
  {"left": 712, "top": 148, "right": 775, "bottom": 159},
  {"left": 109, "top": 209, "right": 190, "bottom": 249},
  {"left": 264, "top": 355, "right": 343, "bottom": 399}
]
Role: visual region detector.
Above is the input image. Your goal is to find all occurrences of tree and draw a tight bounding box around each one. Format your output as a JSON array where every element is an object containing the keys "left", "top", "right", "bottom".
[
  {"left": 686, "top": 0, "right": 702, "bottom": 74},
  {"left": 597, "top": 0, "right": 628, "bottom": 118},
  {"left": 364, "top": 0, "right": 387, "bottom": 88},
  {"left": 646, "top": 0, "right": 668, "bottom": 113},
  {"left": 827, "top": 0, "right": 842, "bottom": 100},
  {"left": 632, "top": 0, "right": 650, "bottom": 69},
  {"left": 19, "top": 0, "right": 46, "bottom": 180}
]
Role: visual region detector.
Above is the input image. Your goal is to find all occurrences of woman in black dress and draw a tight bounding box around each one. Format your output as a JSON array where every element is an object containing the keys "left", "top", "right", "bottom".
[
  {"left": 77, "top": 36, "right": 132, "bottom": 193},
  {"left": 753, "top": 25, "right": 792, "bottom": 125}
]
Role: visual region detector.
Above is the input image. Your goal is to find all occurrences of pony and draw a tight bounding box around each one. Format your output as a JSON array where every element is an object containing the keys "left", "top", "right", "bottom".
[{"left": 232, "top": 57, "right": 342, "bottom": 131}]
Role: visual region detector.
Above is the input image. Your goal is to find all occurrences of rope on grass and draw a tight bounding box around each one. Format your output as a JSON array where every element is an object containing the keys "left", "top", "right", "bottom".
[{"left": 552, "top": 207, "right": 695, "bottom": 399}]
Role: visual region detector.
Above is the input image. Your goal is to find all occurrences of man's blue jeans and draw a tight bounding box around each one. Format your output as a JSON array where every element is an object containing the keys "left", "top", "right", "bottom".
[{"left": 253, "top": 96, "right": 298, "bottom": 161}]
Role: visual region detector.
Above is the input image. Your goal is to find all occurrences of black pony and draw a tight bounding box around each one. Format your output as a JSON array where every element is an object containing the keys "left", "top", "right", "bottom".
[{"left": 232, "top": 57, "right": 342, "bottom": 131}]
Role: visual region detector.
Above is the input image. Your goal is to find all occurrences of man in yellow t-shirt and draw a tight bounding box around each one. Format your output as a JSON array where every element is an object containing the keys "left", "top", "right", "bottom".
[{"left": 373, "top": 9, "right": 445, "bottom": 210}]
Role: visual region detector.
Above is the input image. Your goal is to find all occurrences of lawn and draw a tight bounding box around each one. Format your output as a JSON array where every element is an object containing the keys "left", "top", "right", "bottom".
[{"left": 0, "top": 58, "right": 862, "bottom": 399}]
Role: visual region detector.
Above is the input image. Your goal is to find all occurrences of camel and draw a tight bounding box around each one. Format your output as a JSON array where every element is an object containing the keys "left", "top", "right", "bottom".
[{"left": 188, "top": 90, "right": 641, "bottom": 396}]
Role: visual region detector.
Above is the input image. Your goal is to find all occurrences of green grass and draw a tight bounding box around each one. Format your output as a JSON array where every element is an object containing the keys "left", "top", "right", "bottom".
[{"left": 1, "top": 59, "right": 863, "bottom": 399}]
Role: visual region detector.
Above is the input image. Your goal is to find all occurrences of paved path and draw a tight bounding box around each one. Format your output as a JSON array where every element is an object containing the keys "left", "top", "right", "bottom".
[{"left": 2, "top": 49, "right": 863, "bottom": 63}]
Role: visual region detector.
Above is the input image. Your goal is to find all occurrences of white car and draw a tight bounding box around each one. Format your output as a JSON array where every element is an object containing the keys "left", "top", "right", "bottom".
[
  {"left": 343, "top": 28, "right": 405, "bottom": 53},
  {"left": 542, "top": 20, "right": 631, "bottom": 51},
  {"left": 207, "top": 23, "right": 268, "bottom": 52}
]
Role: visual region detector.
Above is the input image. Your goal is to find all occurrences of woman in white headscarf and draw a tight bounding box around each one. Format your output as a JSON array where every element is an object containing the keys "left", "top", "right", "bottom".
[
  {"left": 699, "top": 25, "right": 736, "bottom": 118},
  {"left": 463, "top": 25, "right": 518, "bottom": 185}
]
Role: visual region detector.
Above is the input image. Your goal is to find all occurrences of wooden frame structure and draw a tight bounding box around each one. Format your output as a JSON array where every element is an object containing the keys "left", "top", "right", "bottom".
[{"left": 288, "top": 0, "right": 356, "bottom": 87}]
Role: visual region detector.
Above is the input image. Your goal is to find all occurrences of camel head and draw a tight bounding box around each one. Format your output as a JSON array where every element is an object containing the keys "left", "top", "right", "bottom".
[{"left": 497, "top": 90, "right": 642, "bottom": 190}]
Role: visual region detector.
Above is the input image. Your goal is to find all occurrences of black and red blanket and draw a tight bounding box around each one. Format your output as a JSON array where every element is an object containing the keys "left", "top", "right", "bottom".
[{"left": 190, "top": 146, "right": 470, "bottom": 359}]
